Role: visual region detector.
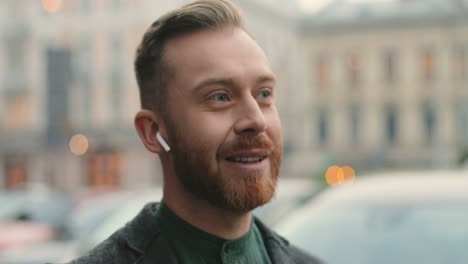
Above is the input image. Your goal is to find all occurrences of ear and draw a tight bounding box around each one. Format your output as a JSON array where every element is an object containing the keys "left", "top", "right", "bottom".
[{"left": 134, "top": 109, "right": 167, "bottom": 154}]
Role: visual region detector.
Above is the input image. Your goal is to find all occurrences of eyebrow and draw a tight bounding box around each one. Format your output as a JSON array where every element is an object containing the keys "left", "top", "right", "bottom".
[
  {"left": 193, "top": 74, "right": 276, "bottom": 93},
  {"left": 255, "top": 74, "right": 276, "bottom": 85}
]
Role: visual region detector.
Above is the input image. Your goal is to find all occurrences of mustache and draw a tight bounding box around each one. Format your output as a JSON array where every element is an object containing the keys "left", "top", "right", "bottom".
[{"left": 219, "top": 133, "right": 275, "bottom": 157}]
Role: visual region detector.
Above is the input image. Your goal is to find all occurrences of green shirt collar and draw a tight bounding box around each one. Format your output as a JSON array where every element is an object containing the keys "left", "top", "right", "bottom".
[
  {"left": 157, "top": 200, "right": 253, "bottom": 252},
  {"left": 155, "top": 200, "right": 271, "bottom": 264}
]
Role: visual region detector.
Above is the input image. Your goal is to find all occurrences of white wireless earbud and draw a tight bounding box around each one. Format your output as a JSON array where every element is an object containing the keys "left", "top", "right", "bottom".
[{"left": 156, "top": 131, "right": 171, "bottom": 152}]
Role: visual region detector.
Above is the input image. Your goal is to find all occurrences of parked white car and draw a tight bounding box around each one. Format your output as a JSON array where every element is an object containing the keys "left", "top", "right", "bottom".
[{"left": 276, "top": 171, "right": 468, "bottom": 264}]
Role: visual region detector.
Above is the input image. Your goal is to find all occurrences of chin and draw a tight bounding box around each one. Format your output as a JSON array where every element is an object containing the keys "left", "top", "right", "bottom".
[{"left": 214, "top": 170, "right": 278, "bottom": 213}]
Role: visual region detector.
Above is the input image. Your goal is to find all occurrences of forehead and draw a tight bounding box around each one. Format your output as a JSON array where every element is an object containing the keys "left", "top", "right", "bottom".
[{"left": 164, "top": 27, "right": 273, "bottom": 90}]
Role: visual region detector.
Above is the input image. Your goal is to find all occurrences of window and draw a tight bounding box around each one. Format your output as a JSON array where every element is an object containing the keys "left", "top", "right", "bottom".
[
  {"left": 80, "top": 0, "right": 92, "bottom": 13},
  {"left": 315, "top": 55, "right": 330, "bottom": 89},
  {"left": 454, "top": 45, "right": 466, "bottom": 81},
  {"left": 7, "top": 38, "right": 24, "bottom": 74},
  {"left": 384, "top": 106, "right": 398, "bottom": 144},
  {"left": 4, "top": 35, "right": 27, "bottom": 96},
  {"left": 457, "top": 100, "right": 468, "bottom": 147},
  {"left": 4, "top": 155, "right": 28, "bottom": 189},
  {"left": 349, "top": 105, "right": 360, "bottom": 144},
  {"left": 6, "top": 96, "right": 29, "bottom": 130},
  {"left": 110, "top": 34, "right": 123, "bottom": 68},
  {"left": 318, "top": 109, "right": 328, "bottom": 144},
  {"left": 8, "top": 0, "right": 24, "bottom": 16},
  {"left": 6, "top": 36, "right": 26, "bottom": 91},
  {"left": 422, "top": 49, "right": 435, "bottom": 82},
  {"left": 46, "top": 48, "right": 72, "bottom": 146},
  {"left": 422, "top": 102, "right": 437, "bottom": 145},
  {"left": 347, "top": 52, "right": 361, "bottom": 87},
  {"left": 86, "top": 151, "right": 123, "bottom": 188},
  {"left": 112, "top": 0, "right": 122, "bottom": 10},
  {"left": 383, "top": 49, "right": 397, "bottom": 84}
]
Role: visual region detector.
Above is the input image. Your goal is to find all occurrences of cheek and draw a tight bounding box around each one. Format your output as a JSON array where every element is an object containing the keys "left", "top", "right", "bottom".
[
  {"left": 185, "top": 112, "right": 233, "bottom": 150},
  {"left": 266, "top": 110, "right": 282, "bottom": 141}
]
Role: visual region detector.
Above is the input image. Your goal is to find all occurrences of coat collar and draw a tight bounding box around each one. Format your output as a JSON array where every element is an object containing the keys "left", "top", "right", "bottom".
[{"left": 122, "top": 202, "right": 161, "bottom": 255}]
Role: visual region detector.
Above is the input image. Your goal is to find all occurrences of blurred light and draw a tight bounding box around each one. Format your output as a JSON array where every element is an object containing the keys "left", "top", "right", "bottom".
[
  {"left": 342, "top": 166, "right": 356, "bottom": 183},
  {"left": 69, "top": 134, "right": 89, "bottom": 156},
  {"left": 42, "top": 0, "right": 62, "bottom": 13},
  {"left": 326, "top": 166, "right": 355, "bottom": 186}
]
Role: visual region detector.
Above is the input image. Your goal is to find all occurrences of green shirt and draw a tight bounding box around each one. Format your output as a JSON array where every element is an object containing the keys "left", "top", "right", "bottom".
[{"left": 154, "top": 200, "right": 272, "bottom": 264}]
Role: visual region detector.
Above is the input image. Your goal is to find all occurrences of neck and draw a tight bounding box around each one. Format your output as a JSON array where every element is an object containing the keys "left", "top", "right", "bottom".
[{"left": 162, "top": 167, "right": 252, "bottom": 240}]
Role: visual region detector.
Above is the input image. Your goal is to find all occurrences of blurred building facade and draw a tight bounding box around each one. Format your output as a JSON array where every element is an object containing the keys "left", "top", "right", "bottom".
[
  {"left": 0, "top": 0, "right": 305, "bottom": 191},
  {"left": 3, "top": 0, "right": 466, "bottom": 192},
  {"left": 300, "top": 0, "right": 468, "bottom": 170}
]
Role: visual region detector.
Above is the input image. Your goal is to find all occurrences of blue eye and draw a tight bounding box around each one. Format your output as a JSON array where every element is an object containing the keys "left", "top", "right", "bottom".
[
  {"left": 256, "top": 90, "right": 271, "bottom": 99},
  {"left": 209, "top": 93, "right": 229, "bottom": 101}
]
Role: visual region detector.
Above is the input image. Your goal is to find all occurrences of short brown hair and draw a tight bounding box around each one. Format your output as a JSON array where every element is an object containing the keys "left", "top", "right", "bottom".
[{"left": 134, "top": 0, "right": 245, "bottom": 114}]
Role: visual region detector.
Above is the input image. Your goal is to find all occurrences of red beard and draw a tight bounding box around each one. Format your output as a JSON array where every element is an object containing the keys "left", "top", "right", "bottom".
[{"left": 168, "top": 129, "right": 282, "bottom": 213}]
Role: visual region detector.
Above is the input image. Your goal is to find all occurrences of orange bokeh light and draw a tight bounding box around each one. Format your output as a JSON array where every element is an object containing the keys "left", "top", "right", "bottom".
[
  {"left": 326, "top": 166, "right": 355, "bottom": 186},
  {"left": 69, "top": 134, "right": 89, "bottom": 156},
  {"left": 42, "top": 0, "right": 61, "bottom": 13}
]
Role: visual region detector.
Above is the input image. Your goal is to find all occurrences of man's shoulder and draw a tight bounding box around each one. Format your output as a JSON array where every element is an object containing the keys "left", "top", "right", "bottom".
[
  {"left": 65, "top": 227, "right": 137, "bottom": 264},
  {"left": 254, "top": 217, "right": 325, "bottom": 264},
  {"left": 279, "top": 242, "right": 325, "bottom": 264}
]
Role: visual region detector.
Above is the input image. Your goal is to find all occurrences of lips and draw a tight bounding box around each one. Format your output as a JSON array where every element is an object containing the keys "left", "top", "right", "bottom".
[
  {"left": 224, "top": 150, "right": 269, "bottom": 164},
  {"left": 226, "top": 156, "right": 266, "bottom": 163}
]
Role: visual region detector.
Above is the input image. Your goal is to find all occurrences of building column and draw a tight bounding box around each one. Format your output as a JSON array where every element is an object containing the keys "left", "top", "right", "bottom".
[
  {"left": 436, "top": 100, "right": 457, "bottom": 167},
  {"left": 364, "top": 103, "right": 382, "bottom": 150}
]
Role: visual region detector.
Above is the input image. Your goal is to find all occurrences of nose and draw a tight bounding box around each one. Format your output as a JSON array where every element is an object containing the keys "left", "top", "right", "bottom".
[{"left": 233, "top": 96, "right": 267, "bottom": 135}]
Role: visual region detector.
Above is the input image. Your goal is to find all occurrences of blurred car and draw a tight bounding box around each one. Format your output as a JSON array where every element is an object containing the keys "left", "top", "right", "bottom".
[
  {"left": 254, "top": 177, "right": 319, "bottom": 226},
  {"left": 0, "top": 189, "right": 141, "bottom": 264},
  {"left": 0, "top": 192, "right": 28, "bottom": 220},
  {"left": 66, "top": 189, "right": 137, "bottom": 241},
  {"left": 0, "top": 240, "right": 75, "bottom": 264},
  {"left": 61, "top": 188, "right": 163, "bottom": 261},
  {"left": 276, "top": 171, "right": 468, "bottom": 264},
  {"left": 0, "top": 221, "right": 54, "bottom": 250},
  {"left": 0, "top": 184, "right": 74, "bottom": 264},
  {"left": 0, "top": 183, "right": 72, "bottom": 235},
  {"left": 0, "top": 222, "right": 62, "bottom": 264}
]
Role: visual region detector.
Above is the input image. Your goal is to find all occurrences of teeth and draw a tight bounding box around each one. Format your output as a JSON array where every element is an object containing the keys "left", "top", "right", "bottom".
[{"left": 230, "top": 157, "right": 263, "bottom": 163}]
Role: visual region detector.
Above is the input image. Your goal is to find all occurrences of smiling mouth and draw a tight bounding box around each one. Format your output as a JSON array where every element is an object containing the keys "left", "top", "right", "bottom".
[{"left": 225, "top": 156, "right": 266, "bottom": 163}]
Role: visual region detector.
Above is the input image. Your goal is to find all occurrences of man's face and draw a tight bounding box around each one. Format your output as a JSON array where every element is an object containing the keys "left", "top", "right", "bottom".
[{"left": 163, "top": 27, "right": 283, "bottom": 213}]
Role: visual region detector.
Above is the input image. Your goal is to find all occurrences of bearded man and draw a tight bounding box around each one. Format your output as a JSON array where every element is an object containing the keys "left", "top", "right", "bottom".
[{"left": 67, "top": 0, "right": 322, "bottom": 263}]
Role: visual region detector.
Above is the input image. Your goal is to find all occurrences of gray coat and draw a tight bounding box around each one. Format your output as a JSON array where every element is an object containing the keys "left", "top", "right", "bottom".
[{"left": 66, "top": 202, "right": 324, "bottom": 264}]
